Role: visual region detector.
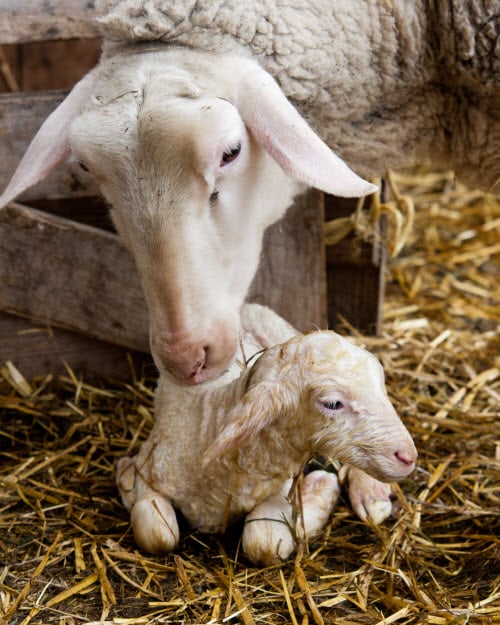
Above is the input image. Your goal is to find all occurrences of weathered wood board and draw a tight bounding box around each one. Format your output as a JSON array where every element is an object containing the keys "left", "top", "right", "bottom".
[
  {"left": 0, "top": 1, "right": 99, "bottom": 44},
  {"left": 0, "top": 311, "right": 153, "bottom": 380},
  {"left": 1, "top": 39, "right": 101, "bottom": 92},
  {"left": 249, "top": 189, "right": 326, "bottom": 332},
  {"left": 0, "top": 91, "right": 97, "bottom": 201},
  {"left": 0, "top": 203, "right": 150, "bottom": 352},
  {"left": 325, "top": 196, "right": 385, "bottom": 335}
]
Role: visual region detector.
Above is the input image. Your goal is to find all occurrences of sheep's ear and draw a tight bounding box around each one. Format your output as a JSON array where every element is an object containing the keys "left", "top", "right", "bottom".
[
  {"left": 237, "top": 61, "right": 377, "bottom": 198},
  {"left": 0, "top": 72, "right": 96, "bottom": 209},
  {"left": 203, "top": 382, "right": 285, "bottom": 466}
]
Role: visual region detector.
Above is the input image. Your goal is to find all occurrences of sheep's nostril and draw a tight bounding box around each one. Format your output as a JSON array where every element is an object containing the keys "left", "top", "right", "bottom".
[
  {"left": 202, "top": 346, "right": 209, "bottom": 370},
  {"left": 188, "top": 349, "right": 208, "bottom": 378},
  {"left": 395, "top": 450, "right": 415, "bottom": 467}
]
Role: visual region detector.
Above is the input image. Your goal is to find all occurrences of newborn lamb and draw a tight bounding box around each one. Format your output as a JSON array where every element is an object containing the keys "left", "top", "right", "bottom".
[{"left": 117, "top": 305, "right": 417, "bottom": 566}]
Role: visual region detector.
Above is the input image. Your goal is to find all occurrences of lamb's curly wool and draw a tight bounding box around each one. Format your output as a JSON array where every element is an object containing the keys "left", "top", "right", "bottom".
[{"left": 97, "top": 0, "right": 500, "bottom": 190}]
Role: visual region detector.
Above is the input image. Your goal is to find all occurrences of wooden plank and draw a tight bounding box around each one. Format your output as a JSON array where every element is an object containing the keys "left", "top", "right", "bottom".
[
  {"left": 0, "top": 311, "right": 153, "bottom": 381},
  {"left": 16, "top": 40, "right": 100, "bottom": 91},
  {"left": 0, "top": 202, "right": 150, "bottom": 352},
  {"left": 0, "top": 91, "right": 97, "bottom": 201},
  {"left": 1, "top": 40, "right": 100, "bottom": 93},
  {"left": 325, "top": 196, "right": 385, "bottom": 335},
  {"left": 248, "top": 188, "right": 326, "bottom": 331},
  {"left": 0, "top": 1, "right": 100, "bottom": 44}
]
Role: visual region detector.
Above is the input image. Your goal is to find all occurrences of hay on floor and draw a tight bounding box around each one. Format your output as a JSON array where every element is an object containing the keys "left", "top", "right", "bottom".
[{"left": 0, "top": 169, "right": 499, "bottom": 625}]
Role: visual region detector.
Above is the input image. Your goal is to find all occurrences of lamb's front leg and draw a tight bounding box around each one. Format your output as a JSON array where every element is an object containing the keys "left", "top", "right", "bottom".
[
  {"left": 242, "top": 471, "right": 340, "bottom": 566},
  {"left": 116, "top": 456, "right": 180, "bottom": 555},
  {"left": 339, "top": 464, "right": 393, "bottom": 524}
]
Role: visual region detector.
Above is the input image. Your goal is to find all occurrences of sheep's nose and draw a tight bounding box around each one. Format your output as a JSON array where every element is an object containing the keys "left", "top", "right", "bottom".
[
  {"left": 159, "top": 344, "right": 229, "bottom": 385},
  {"left": 167, "top": 345, "right": 208, "bottom": 383},
  {"left": 154, "top": 330, "right": 239, "bottom": 385}
]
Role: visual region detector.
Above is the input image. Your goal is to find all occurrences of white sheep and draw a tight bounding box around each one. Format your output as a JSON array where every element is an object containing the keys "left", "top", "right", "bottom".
[
  {"left": 117, "top": 304, "right": 417, "bottom": 566},
  {"left": 2, "top": 1, "right": 497, "bottom": 387}
]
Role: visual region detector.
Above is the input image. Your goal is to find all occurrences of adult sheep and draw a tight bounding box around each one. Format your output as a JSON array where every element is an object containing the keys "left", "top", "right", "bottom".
[{"left": 1, "top": 1, "right": 498, "bottom": 384}]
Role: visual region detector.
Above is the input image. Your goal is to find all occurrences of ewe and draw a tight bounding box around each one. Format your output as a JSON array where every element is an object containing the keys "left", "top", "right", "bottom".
[{"left": 2, "top": 1, "right": 497, "bottom": 384}]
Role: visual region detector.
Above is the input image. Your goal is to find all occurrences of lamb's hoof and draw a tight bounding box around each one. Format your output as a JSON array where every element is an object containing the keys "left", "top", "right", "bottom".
[
  {"left": 242, "top": 491, "right": 295, "bottom": 566},
  {"left": 131, "top": 495, "right": 180, "bottom": 555},
  {"left": 243, "top": 517, "right": 295, "bottom": 566},
  {"left": 340, "top": 465, "right": 393, "bottom": 524},
  {"left": 300, "top": 470, "right": 340, "bottom": 537},
  {"left": 116, "top": 456, "right": 137, "bottom": 512}
]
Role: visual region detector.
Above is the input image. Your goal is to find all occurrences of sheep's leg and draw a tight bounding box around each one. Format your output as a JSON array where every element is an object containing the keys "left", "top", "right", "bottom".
[
  {"left": 242, "top": 471, "right": 339, "bottom": 566},
  {"left": 116, "top": 456, "right": 138, "bottom": 511},
  {"left": 116, "top": 456, "right": 180, "bottom": 555},
  {"left": 339, "top": 464, "right": 393, "bottom": 524},
  {"left": 297, "top": 470, "right": 340, "bottom": 539},
  {"left": 130, "top": 492, "right": 180, "bottom": 555},
  {"left": 242, "top": 479, "right": 295, "bottom": 566}
]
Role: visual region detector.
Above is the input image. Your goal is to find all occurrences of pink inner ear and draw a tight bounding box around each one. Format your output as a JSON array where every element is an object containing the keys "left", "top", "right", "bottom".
[
  {"left": 0, "top": 72, "right": 95, "bottom": 209},
  {"left": 237, "top": 62, "right": 377, "bottom": 198}
]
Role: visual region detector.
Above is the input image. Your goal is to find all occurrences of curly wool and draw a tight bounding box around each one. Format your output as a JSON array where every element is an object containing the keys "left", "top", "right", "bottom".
[{"left": 97, "top": 0, "right": 500, "bottom": 190}]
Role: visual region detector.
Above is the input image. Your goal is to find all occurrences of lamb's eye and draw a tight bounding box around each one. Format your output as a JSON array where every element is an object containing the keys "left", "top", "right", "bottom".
[
  {"left": 322, "top": 400, "right": 344, "bottom": 411},
  {"left": 78, "top": 161, "right": 89, "bottom": 172},
  {"left": 221, "top": 143, "right": 241, "bottom": 166}
]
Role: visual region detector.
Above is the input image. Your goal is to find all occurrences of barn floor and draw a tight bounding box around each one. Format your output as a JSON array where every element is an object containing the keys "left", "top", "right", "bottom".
[{"left": 1, "top": 170, "right": 499, "bottom": 625}]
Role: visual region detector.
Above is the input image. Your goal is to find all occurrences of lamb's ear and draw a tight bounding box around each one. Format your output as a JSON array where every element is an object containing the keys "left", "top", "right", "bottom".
[
  {"left": 203, "top": 381, "right": 286, "bottom": 466},
  {"left": 0, "top": 72, "right": 96, "bottom": 209},
  {"left": 237, "top": 61, "right": 377, "bottom": 198}
]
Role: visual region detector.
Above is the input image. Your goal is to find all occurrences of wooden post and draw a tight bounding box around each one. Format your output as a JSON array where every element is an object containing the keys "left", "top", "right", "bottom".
[
  {"left": 0, "top": 1, "right": 99, "bottom": 44},
  {"left": 324, "top": 195, "right": 386, "bottom": 335},
  {"left": 249, "top": 189, "right": 326, "bottom": 332}
]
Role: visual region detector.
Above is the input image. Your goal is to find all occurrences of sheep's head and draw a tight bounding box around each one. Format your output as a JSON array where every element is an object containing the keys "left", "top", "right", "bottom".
[
  {"left": 69, "top": 60, "right": 269, "bottom": 384},
  {"left": 0, "top": 48, "right": 375, "bottom": 384},
  {"left": 204, "top": 332, "right": 417, "bottom": 483}
]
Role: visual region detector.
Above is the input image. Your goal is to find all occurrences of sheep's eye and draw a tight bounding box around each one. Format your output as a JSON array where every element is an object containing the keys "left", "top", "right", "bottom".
[
  {"left": 209, "top": 189, "right": 219, "bottom": 204},
  {"left": 322, "top": 400, "right": 344, "bottom": 411},
  {"left": 78, "top": 161, "right": 89, "bottom": 172},
  {"left": 221, "top": 143, "right": 241, "bottom": 166}
]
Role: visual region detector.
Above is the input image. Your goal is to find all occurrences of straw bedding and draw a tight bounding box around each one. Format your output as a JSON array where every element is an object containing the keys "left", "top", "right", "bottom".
[{"left": 1, "top": 170, "right": 499, "bottom": 625}]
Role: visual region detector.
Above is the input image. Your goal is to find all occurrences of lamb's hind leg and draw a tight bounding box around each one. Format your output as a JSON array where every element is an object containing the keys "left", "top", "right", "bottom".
[
  {"left": 116, "top": 456, "right": 180, "bottom": 555},
  {"left": 242, "top": 471, "right": 340, "bottom": 566}
]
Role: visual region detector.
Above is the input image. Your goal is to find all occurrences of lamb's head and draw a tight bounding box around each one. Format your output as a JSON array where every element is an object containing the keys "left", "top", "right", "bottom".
[
  {"left": 205, "top": 332, "right": 417, "bottom": 483},
  {"left": 0, "top": 48, "right": 375, "bottom": 384},
  {"left": 303, "top": 333, "right": 417, "bottom": 482}
]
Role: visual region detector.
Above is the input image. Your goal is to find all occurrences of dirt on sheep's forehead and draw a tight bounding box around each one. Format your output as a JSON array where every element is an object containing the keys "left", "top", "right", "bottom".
[{"left": 1, "top": 169, "right": 499, "bottom": 625}]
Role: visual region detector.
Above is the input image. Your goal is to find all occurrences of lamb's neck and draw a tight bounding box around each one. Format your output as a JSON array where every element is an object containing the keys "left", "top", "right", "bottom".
[
  {"left": 199, "top": 368, "right": 311, "bottom": 473},
  {"left": 240, "top": 410, "right": 311, "bottom": 478}
]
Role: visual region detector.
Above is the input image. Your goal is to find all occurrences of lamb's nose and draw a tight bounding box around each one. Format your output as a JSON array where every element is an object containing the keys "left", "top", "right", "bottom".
[{"left": 395, "top": 449, "right": 417, "bottom": 467}]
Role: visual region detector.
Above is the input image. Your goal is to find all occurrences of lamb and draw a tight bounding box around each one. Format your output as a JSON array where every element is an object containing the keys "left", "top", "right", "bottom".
[
  {"left": 117, "top": 304, "right": 417, "bottom": 566},
  {"left": 1, "top": 1, "right": 498, "bottom": 387}
]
